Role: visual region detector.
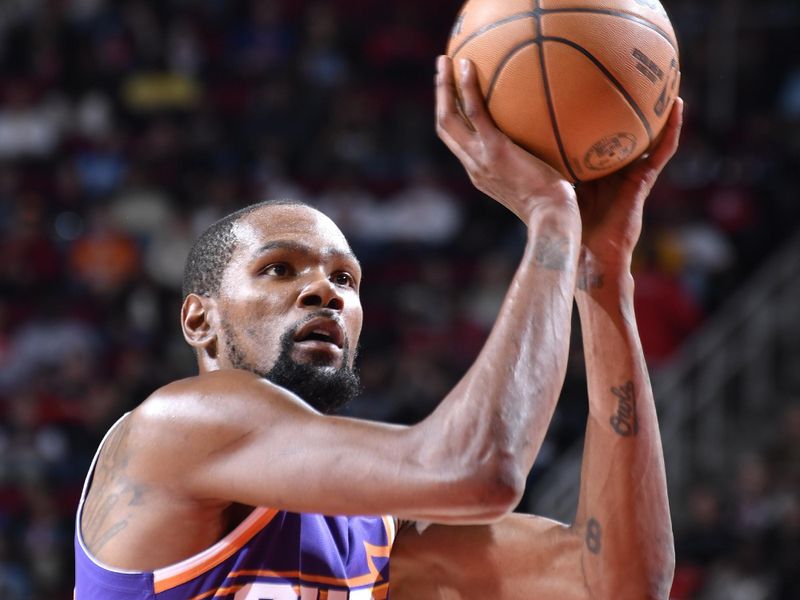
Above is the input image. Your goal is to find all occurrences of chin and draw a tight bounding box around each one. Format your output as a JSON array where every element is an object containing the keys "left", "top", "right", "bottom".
[{"left": 291, "top": 349, "right": 344, "bottom": 369}]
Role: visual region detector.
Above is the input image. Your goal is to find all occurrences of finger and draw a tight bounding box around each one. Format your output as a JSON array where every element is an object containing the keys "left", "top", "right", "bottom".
[
  {"left": 457, "top": 58, "right": 500, "bottom": 139},
  {"left": 621, "top": 96, "right": 683, "bottom": 186},
  {"left": 438, "top": 125, "right": 481, "bottom": 174},
  {"left": 435, "top": 55, "right": 473, "bottom": 147},
  {"left": 644, "top": 96, "right": 684, "bottom": 174}
]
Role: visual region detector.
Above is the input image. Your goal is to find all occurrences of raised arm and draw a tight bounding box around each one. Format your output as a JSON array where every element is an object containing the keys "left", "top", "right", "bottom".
[
  {"left": 571, "top": 99, "right": 683, "bottom": 599},
  {"left": 391, "top": 99, "right": 683, "bottom": 600},
  {"left": 119, "top": 55, "right": 580, "bottom": 526}
]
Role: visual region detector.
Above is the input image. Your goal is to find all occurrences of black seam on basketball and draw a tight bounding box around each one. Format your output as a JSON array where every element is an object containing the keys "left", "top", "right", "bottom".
[
  {"left": 540, "top": 8, "right": 677, "bottom": 53},
  {"left": 541, "top": 36, "right": 654, "bottom": 142},
  {"left": 450, "top": 12, "right": 536, "bottom": 58},
  {"left": 535, "top": 0, "right": 580, "bottom": 182},
  {"left": 485, "top": 40, "right": 538, "bottom": 105}
]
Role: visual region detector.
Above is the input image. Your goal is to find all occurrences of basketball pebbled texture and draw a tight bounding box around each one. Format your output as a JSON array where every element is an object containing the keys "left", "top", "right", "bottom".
[{"left": 447, "top": 0, "right": 680, "bottom": 181}]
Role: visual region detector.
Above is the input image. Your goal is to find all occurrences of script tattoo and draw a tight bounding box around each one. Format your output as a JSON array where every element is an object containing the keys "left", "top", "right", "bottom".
[
  {"left": 533, "top": 235, "right": 571, "bottom": 271},
  {"left": 586, "top": 518, "right": 602, "bottom": 554},
  {"left": 610, "top": 380, "right": 637, "bottom": 436}
]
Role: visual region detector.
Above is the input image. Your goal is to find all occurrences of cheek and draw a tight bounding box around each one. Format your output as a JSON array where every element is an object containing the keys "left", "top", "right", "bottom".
[
  {"left": 347, "top": 304, "right": 364, "bottom": 345},
  {"left": 223, "top": 299, "right": 285, "bottom": 352}
]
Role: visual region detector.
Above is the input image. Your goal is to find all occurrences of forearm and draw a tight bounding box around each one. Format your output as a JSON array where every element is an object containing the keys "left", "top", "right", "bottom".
[
  {"left": 574, "top": 268, "right": 674, "bottom": 599},
  {"left": 416, "top": 205, "right": 581, "bottom": 515}
]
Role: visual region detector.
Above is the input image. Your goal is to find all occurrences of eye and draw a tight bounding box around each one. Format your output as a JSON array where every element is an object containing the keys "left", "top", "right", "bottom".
[
  {"left": 332, "top": 272, "right": 355, "bottom": 288},
  {"left": 262, "top": 263, "right": 292, "bottom": 277}
]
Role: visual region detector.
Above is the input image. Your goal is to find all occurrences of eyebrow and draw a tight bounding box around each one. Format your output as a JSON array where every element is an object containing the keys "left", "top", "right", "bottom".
[{"left": 251, "top": 240, "right": 361, "bottom": 269}]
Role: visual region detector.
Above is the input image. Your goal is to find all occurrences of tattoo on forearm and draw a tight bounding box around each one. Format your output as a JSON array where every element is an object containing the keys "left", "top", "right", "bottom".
[
  {"left": 577, "top": 268, "right": 604, "bottom": 291},
  {"left": 610, "top": 380, "right": 638, "bottom": 436},
  {"left": 533, "top": 235, "right": 571, "bottom": 271},
  {"left": 586, "top": 518, "right": 602, "bottom": 554}
]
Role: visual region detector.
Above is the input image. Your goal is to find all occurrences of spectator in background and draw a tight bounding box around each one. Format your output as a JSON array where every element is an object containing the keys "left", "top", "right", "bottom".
[
  {"left": 633, "top": 241, "right": 704, "bottom": 366},
  {"left": 0, "top": 535, "right": 29, "bottom": 600},
  {"left": 0, "top": 81, "right": 67, "bottom": 160},
  {"left": 0, "top": 1, "right": 797, "bottom": 597},
  {"left": 68, "top": 207, "right": 140, "bottom": 294}
]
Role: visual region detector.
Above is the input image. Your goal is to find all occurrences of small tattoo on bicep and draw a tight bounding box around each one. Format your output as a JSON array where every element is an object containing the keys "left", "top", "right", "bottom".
[
  {"left": 610, "top": 380, "right": 637, "bottom": 436},
  {"left": 534, "top": 235, "right": 571, "bottom": 271},
  {"left": 586, "top": 518, "right": 602, "bottom": 554}
]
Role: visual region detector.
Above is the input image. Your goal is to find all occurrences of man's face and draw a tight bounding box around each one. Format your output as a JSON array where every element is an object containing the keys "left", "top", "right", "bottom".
[{"left": 214, "top": 205, "right": 363, "bottom": 413}]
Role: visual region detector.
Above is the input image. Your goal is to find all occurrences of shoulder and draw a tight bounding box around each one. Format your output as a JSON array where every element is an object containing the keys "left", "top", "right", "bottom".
[
  {"left": 133, "top": 369, "right": 309, "bottom": 431},
  {"left": 144, "top": 369, "right": 284, "bottom": 407},
  {"left": 122, "top": 370, "right": 308, "bottom": 489}
]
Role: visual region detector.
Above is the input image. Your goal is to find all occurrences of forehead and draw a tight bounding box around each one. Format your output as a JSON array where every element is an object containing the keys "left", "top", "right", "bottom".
[{"left": 231, "top": 204, "right": 353, "bottom": 259}]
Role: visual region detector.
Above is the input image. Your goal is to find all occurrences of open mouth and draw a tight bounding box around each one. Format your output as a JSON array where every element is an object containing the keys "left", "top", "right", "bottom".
[{"left": 293, "top": 318, "right": 345, "bottom": 350}]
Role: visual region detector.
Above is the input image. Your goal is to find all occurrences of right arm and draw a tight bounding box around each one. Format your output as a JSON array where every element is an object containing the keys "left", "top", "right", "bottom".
[{"left": 130, "top": 55, "right": 581, "bottom": 524}]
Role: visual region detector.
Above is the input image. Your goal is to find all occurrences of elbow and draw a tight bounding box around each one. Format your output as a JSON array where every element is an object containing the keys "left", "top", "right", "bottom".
[
  {"left": 631, "top": 545, "right": 676, "bottom": 600},
  {"left": 583, "top": 531, "right": 675, "bottom": 600},
  {"left": 456, "top": 453, "right": 526, "bottom": 520},
  {"left": 652, "top": 547, "right": 676, "bottom": 600},
  {"left": 411, "top": 418, "right": 526, "bottom": 521},
  {"left": 647, "top": 529, "right": 676, "bottom": 600}
]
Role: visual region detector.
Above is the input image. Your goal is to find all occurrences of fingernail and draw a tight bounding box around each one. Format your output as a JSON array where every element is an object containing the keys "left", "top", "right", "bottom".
[
  {"left": 460, "top": 58, "right": 469, "bottom": 76},
  {"left": 436, "top": 55, "right": 445, "bottom": 73}
]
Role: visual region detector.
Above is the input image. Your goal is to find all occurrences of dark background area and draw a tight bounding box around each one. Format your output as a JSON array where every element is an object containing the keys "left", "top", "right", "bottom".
[{"left": 0, "top": 0, "right": 798, "bottom": 598}]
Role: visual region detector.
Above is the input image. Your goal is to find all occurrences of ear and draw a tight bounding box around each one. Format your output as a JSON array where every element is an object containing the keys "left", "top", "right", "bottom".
[{"left": 181, "top": 294, "right": 218, "bottom": 358}]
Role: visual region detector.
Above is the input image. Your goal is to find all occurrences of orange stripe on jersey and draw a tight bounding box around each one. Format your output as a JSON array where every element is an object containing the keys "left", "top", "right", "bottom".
[
  {"left": 187, "top": 583, "right": 246, "bottom": 599},
  {"left": 222, "top": 520, "right": 394, "bottom": 590},
  {"left": 182, "top": 514, "right": 395, "bottom": 599},
  {"left": 153, "top": 507, "right": 280, "bottom": 593},
  {"left": 363, "top": 541, "right": 391, "bottom": 583},
  {"left": 226, "top": 568, "right": 381, "bottom": 588}
]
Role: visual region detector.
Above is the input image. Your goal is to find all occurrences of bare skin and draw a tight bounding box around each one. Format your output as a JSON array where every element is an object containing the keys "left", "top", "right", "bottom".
[
  {"left": 80, "top": 54, "right": 681, "bottom": 599},
  {"left": 390, "top": 62, "right": 683, "bottom": 600},
  {"left": 80, "top": 52, "right": 581, "bottom": 571}
]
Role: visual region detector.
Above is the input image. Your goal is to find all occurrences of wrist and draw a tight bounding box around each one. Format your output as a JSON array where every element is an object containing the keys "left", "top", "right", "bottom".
[
  {"left": 520, "top": 179, "right": 580, "bottom": 226},
  {"left": 577, "top": 254, "right": 634, "bottom": 297},
  {"left": 577, "top": 247, "right": 633, "bottom": 291}
]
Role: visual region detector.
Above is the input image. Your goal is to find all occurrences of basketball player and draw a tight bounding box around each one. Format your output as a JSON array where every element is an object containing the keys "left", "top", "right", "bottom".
[{"left": 75, "top": 56, "right": 682, "bottom": 599}]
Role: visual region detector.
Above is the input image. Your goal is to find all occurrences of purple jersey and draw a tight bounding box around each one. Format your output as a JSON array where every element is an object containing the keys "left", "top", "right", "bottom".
[{"left": 75, "top": 416, "right": 396, "bottom": 599}]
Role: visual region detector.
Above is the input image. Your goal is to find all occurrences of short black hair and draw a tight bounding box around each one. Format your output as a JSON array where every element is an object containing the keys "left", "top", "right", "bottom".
[{"left": 182, "top": 198, "right": 309, "bottom": 299}]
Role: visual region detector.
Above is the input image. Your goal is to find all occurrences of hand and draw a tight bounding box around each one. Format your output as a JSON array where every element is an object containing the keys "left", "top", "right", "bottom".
[
  {"left": 576, "top": 98, "right": 684, "bottom": 274},
  {"left": 435, "top": 55, "right": 578, "bottom": 225}
]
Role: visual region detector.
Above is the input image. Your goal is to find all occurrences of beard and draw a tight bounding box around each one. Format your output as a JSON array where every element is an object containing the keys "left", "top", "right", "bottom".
[{"left": 222, "top": 312, "right": 361, "bottom": 415}]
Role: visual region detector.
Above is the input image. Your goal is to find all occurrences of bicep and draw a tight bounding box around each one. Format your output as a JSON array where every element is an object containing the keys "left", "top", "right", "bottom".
[
  {"left": 390, "top": 514, "right": 588, "bottom": 600},
  {"left": 131, "top": 370, "right": 494, "bottom": 521}
]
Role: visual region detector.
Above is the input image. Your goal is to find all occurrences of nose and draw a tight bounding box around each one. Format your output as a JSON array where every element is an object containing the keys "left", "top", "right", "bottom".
[{"left": 297, "top": 275, "right": 344, "bottom": 311}]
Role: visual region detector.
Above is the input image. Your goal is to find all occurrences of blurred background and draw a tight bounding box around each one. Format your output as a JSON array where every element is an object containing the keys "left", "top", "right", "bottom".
[{"left": 0, "top": 0, "right": 798, "bottom": 598}]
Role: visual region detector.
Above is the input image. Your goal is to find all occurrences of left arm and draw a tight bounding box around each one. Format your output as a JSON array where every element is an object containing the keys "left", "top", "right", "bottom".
[
  {"left": 390, "top": 100, "right": 683, "bottom": 600},
  {"left": 571, "top": 100, "right": 683, "bottom": 600}
]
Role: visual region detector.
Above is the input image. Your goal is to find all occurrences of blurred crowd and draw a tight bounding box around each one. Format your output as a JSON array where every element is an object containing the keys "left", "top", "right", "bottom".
[
  {"left": 0, "top": 0, "right": 798, "bottom": 598},
  {"left": 671, "top": 402, "right": 800, "bottom": 600}
]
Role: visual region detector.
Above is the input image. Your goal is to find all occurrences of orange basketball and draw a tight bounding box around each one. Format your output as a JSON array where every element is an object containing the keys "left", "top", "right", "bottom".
[{"left": 447, "top": 0, "right": 680, "bottom": 181}]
